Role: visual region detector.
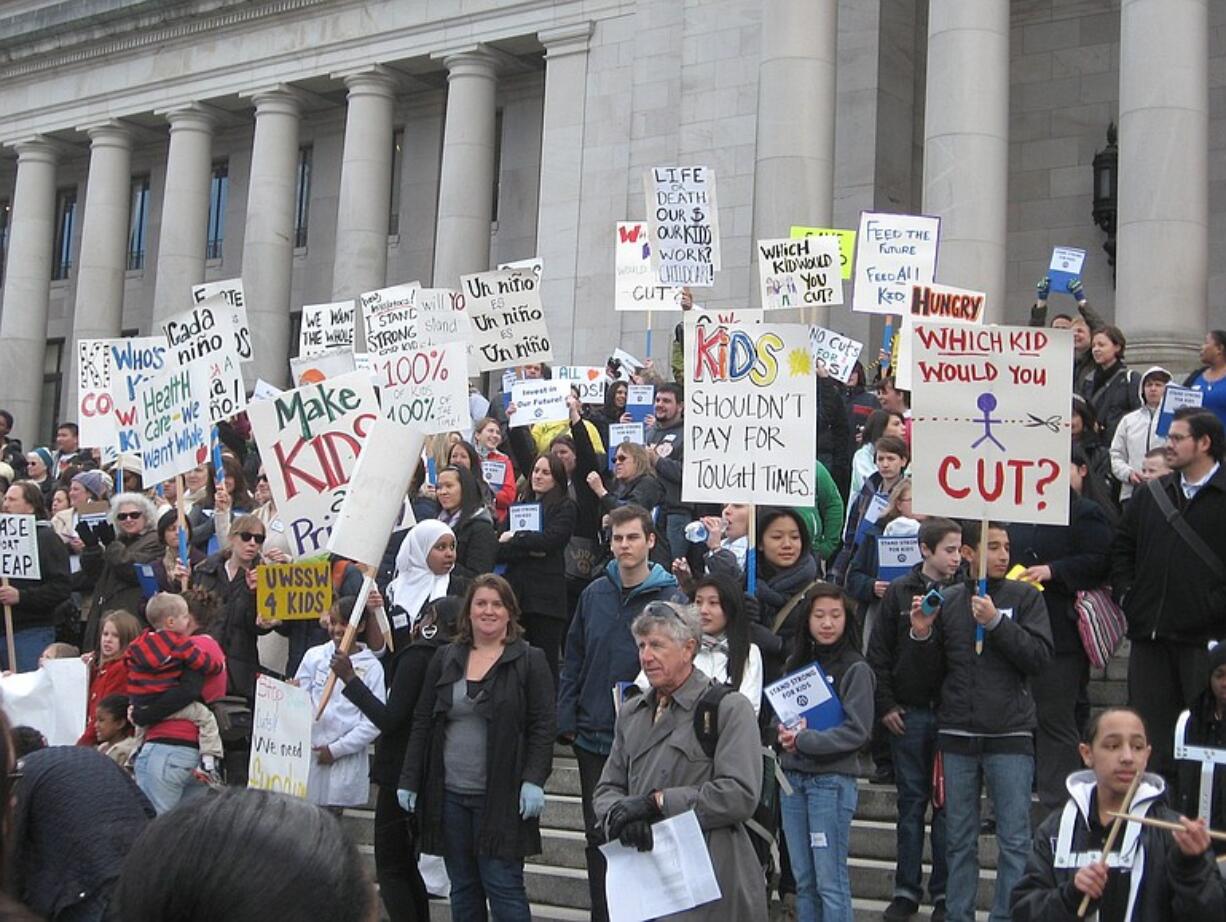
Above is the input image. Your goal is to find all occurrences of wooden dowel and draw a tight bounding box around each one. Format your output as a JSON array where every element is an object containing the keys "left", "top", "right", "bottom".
[
  {"left": 1105, "top": 810, "right": 1226, "bottom": 843},
  {"left": 1078, "top": 772, "right": 1143, "bottom": 917}
]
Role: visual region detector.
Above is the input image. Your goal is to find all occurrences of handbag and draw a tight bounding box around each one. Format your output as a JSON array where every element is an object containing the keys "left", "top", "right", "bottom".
[{"left": 1074, "top": 587, "right": 1127, "bottom": 670}]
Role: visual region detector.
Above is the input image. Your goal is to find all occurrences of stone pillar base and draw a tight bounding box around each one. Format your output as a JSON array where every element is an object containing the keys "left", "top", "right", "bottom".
[{"left": 1123, "top": 336, "right": 1203, "bottom": 378}]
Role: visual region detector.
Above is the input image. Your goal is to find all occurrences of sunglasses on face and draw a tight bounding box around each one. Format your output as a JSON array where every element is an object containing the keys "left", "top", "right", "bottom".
[
  {"left": 116, "top": 511, "right": 143, "bottom": 522},
  {"left": 615, "top": 455, "right": 629, "bottom": 463},
  {"left": 236, "top": 532, "right": 266, "bottom": 544}
]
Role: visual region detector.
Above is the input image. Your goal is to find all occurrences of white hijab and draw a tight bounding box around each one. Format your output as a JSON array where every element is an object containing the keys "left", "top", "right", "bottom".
[{"left": 387, "top": 520, "right": 455, "bottom": 628}]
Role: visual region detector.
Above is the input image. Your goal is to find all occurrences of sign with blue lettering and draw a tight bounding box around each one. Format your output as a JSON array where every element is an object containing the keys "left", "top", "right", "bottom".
[
  {"left": 852, "top": 212, "right": 941, "bottom": 316},
  {"left": 765, "top": 663, "right": 845, "bottom": 731}
]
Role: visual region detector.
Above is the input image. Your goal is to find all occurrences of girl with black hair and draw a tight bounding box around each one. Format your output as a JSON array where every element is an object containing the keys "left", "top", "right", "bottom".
[
  {"left": 497, "top": 452, "right": 577, "bottom": 685},
  {"left": 435, "top": 465, "right": 498, "bottom": 581}
]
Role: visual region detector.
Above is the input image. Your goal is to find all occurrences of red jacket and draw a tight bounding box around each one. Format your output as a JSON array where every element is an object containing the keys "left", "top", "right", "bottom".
[{"left": 77, "top": 657, "right": 129, "bottom": 746}]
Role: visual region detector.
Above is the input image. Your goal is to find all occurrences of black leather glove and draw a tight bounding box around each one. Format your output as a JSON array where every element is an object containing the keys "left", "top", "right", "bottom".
[
  {"left": 619, "top": 819, "right": 654, "bottom": 851},
  {"left": 605, "top": 794, "right": 661, "bottom": 843},
  {"left": 76, "top": 521, "right": 99, "bottom": 547},
  {"left": 94, "top": 521, "right": 116, "bottom": 546}
]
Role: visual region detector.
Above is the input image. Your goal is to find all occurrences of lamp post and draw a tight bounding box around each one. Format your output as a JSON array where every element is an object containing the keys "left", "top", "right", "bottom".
[{"left": 1092, "top": 123, "right": 1118, "bottom": 278}]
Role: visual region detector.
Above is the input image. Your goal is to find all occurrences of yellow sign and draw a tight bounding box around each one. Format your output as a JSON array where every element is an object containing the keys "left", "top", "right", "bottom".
[
  {"left": 256, "top": 560, "right": 332, "bottom": 621},
  {"left": 789, "top": 226, "right": 856, "bottom": 280}
]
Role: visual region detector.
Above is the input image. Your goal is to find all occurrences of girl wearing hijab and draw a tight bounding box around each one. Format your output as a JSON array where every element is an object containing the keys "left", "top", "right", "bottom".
[{"left": 386, "top": 520, "right": 459, "bottom": 640}]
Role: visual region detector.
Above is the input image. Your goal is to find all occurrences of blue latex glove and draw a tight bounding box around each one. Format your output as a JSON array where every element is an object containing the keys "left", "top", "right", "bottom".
[
  {"left": 1067, "top": 277, "right": 1085, "bottom": 302},
  {"left": 397, "top": 789, "right": 416, "bottom": 813},
  {"left": 519, "top": 782, "right": 546, "bottom": 819},
  {"left": 1035, "top": 276, "right": 1051, "bottom": 301}
]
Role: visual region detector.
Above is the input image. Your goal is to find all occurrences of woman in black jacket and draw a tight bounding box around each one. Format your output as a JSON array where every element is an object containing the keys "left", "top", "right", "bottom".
[
  {"left": 497, "top": 452, "right": 577, "bottom": 685},
  {"left": 435, "top": 465, "right": 498, "bottom": 581},
  {"left": 1080, "top": 324, "right": 1140, "bottom": 445},
  {"left": 585, "top": 441, "right": 664, "bottom": 516},
  {"left": 334, "top": 596, "right": 461, "bottom": 922},
  {"left": 400, "top": 575, "right": 554, "bottom": 922}
]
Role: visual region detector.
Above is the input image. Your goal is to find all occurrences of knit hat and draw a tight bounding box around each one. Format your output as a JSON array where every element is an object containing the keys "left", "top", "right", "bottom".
[
  {"left": 72, "top": 470, "right": 110, "bottom": 501},
  {"left": 30, "top": 447, "right": 53, "bottom": 472},
  {"left": 1208, "top": 640, "right": 1226, "bottom": 675}
]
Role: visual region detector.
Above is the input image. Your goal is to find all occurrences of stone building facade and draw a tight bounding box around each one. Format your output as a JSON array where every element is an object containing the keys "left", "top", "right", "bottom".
[{"left": 0, "top": 0, "right": 1218, "bottom": 445}]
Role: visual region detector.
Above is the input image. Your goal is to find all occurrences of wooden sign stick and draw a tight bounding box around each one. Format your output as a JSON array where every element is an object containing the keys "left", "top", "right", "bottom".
[
  {"left": 314, "top": 574, "right": 375, "bottom": 720},
  {"left": 360, "top": 562, "right": 393, "bottom": 653},
  {"left": 1105, "top": 810, "right": 1226, "bottom": 843},
  {"left": 2, "top": 577, "right": 15, "bottom": 673},
  {"left": 1078, "top": 771, "right": 1144, "bottom": 917}
]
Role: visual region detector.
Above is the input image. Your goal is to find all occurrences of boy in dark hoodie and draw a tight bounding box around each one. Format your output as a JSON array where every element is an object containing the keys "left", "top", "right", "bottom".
[{"left": 1175, "top": 640, "right": 1226, "bottom": 858}]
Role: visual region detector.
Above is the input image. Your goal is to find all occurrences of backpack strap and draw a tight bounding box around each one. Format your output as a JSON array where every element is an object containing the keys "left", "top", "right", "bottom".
[
  {"left": 1145, "top": 478, "right": 1226, "bottom": 581},
  {"left": 693, "top": 682, "right": 734, "bottom": 759}
]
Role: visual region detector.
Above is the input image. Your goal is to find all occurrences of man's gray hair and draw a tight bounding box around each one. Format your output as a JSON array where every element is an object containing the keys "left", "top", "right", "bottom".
[{"left": 631, "top": 601, "right": 702, "bottom": 648}]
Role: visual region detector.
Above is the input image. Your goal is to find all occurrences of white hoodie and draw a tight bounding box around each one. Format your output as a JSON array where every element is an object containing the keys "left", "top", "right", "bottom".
[{"left": 1109, "top": 366, "right": 1170, "bottom": 500}]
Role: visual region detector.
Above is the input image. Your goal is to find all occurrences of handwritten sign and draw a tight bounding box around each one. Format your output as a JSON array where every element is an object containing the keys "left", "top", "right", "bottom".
[
  {"left": 756, "top": 236, "right": 842, "bottom": 310},
  {"left": 248, "top": 675, "right": 312, "bottom": 799},
  {"left": 359, "top": 283, "right": 422, "bottom": 355},
  {"left": 852, "top": 212, "right": 940, "bottom": 315},
  {"left": 248, "top": 370, "right": 381, "bottom": 558},
  {"left": 910, "top": 282, "right": 986, "bottom": 324},
  {"left": 134, "top": 362, "right": 210, "bottom": 484},
  {"left": 910, "top": 322, "right": 1073, "bottom": 524},
  {"left": 77, "top": 339, "right": 117, "bottom": 449},
  {"left": 809, "top": 327, "right": 863, "bottom": 384},
  {"left": 498, "top": 257, "right": 543, "bottom": 280},
  {"left": 290, "top": 347, "right": 357, "bottom": 388},
  {"left": 683, "top": 322, "right": 816, "bottom": 505},
  {"left": 0, "top": 514, "right": 39, "bottom": 580},
  {"left": 257, "top": 560, "right": 332, "bottom": 621},
  {"left": 556, "top": 366, "right": 609, "bottom": 404},
  {"left": 191, "top": 278, "right": 252, "bottom": 362},
  {"left": 370, "top": 343, "right": 469, "bottom": 434},
  {"left": 895, "top": 312, "right": 981, "bottom": 392},
  {"left": 646, "top": 166, "right": 721, "bottom": 287},
  {"left": 790, "top": 226, "right": 856, "bottom": 280},
  {"left": 614, "top": 222, "right": 684, "bottom": 311},
  {"left": 510, "top": 379, "right": 569, "bottom": 428},
  {"left": 461, "top": 270, "right": 554, "bottom": 372},
  {"left": 508, "top": 503, "right": 542, "bottom": 534},
  {"left": 299, "top": 301, "right": 356, "bottom": 357},
  {"left": 162, "top": 301, "right": 246, "bottom": 424},
  {"left": 109, "top": 337, "right": 170, "bottom": 456}
]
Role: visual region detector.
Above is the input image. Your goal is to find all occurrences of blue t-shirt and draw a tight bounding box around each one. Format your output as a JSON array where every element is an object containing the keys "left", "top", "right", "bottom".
[{"left": 1186, "top": 370, "right": 1226, "bottom": 429}]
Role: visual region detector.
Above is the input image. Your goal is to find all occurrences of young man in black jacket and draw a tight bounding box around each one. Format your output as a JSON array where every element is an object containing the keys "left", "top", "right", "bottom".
[
  {"left": 868, "top": 517, "right": 963, "bottom": 922},
  {"left": 904, "top": 521, "right": 1052, "bottom": 922},
  {"left": 1110, "top": 407, "right": 1226, "bottom": 794}
]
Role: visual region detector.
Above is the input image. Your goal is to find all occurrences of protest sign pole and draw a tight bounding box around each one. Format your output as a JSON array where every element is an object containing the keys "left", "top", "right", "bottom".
[
  {"left": 2, "top": 579, "right": 14, "bottom": 673},
  {"left": 880, "top": 316, "right": 895, "bottom": 377},
  {"left": 175, "top": 474, "right": 190, "bottom": 591},
  {"left": 975, "top": 512, "right": 988, "bottom": 655},
  {"left": 315, "top": 574, "right": 376, "bottom": 719},
  {"left": 113, "top": 455, "right": 123, "bottom": 496},
  {"left": 361, "top": 562, "right": 393, "bottom": 653},
  {"left": 645, "top": 310, "right": 653, "bottom": 359},
  {"left": 746, "top": 506, "right": 757, "bottom": 597}
]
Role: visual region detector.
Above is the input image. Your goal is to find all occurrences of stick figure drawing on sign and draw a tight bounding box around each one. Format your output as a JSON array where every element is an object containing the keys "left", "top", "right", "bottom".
[{"left": 971, "top": 393, "right": 1006, "bottom": 451}]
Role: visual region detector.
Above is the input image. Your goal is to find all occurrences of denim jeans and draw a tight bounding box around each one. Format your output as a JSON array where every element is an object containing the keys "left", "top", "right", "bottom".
[
  {"left": 134, "top": 741, "right": 203, "bottom": 814},
  {"left": 781, "top": 771, "right": 857, "bottom": 922},
  {"left": 1, "top": 625, "right": 54, "bottom": 673},
  {"left": 442, "top": 790, "right": 531, "bottom": 922},
  {"left": 889, "top": 707, "right": 946, "bottom": 905},
  {"left": 942, "top": 750, "right": 1033, "bottom": 922}
]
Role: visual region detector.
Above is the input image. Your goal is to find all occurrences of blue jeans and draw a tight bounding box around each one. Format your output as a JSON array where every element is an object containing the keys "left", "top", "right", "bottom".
[
  {"left": 442, "top": 790, "right": 530, "bottom": 922},
  {"left": 1, "top": 625, "right": 54, "bottom": 673},
  {"left": 942, "top": 750, "right": 1033, "bottom": 922},
  {"left": 134, "top": 741, "right": 203, "bottom": 814},
  {"left": 890, "top": 707, "right": 946, "bottom": 905},
  {"left": 781, "top": 772, "right": 857, "bottom": 922}
]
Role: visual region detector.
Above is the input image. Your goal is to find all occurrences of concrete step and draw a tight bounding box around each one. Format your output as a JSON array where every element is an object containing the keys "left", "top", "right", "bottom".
[
  {"left": 851, "top": 818, "right": 999, "bottom": 869},
  {"left": 428, "top": 898, "right": 589, "bottom": 921},
  {"left": 849, "top": 856, "right": 996, "bottom": 908}
]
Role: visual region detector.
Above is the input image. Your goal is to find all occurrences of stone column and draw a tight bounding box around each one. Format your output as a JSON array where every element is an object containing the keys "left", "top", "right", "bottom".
[
  {"left": 330, "top": 68, "right": 396, "bottom": 302},
  {"left": 431, "top": 47, "right": 499, "bottom": 289},
  {"left": 0, "top": 138, "right": 59, "bottom": 445},
  {"left": 68, "top": 122, "right": 132, "bottom": 412},
  {"left": 921, "top": 0, "right": 1009, "bottom": 320},
  {"left": 1115, "top": 0, "right": 1208, "bottom": 367},
  {"left": 152, "top": 104, "right": 215, "bottom": 324},
  {"left": 535, "top": 24, "right": 593, "bottom": 362},
  {"left": 242, "top": 87, "right": 304, "bottom": 387}
]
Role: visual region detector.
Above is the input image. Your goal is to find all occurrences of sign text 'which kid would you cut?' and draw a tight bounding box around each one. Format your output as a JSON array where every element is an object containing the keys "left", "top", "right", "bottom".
[
  {"left": 756, "top": 236, "right": 843, "bottom": 310},
  {"left": 646, "top": 166, "right": 721, "bottom": 287},
  {"left": 682, "top": 322, "right": 817, "bottom": 506}
]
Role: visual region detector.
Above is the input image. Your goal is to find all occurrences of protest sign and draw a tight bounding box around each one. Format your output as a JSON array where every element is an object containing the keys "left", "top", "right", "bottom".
[
  {"left": 461, "top": 270, "right": 554, "bottom": 371},
  {"left": 192, "top": 278, "right": 252, "bottom": 362},
  {"left": 645, "top": 166, "right": 721, "bottom": 287},
  {"left": 109, "top": 337, "right": 170, "bottom": 455},
  {"left": 809, "top": 327, "right": 863, "bottom": 384},
  {"left": 326, "top": 415, "right": 425, "bottom": 568},
  {"left": 852, "top": 212, "right": 940, "bottom": 315},
  {"left": 614, "top": 222, "right": 684, "bottom": 312},
  {"left": 290, "top": 347, "right": 357, "bottom": 387},
  {"left": 77, "top": 339, "right": 117, "bottom": 449},
  {"left": 248, "top": 674, "right": 312, "bottom": 798},
  {"left": 162, "top": 300, "right": 247, "bottom": 423},
  {"left": 556, "top": 366, "right": 609, "bottom": 404},
  {"left": 134, "top": 362, "right": 210, "bottom": 484},
  {"left": 1048, "top": 246, "right": 1086, "bottom": 295},
  {"left": 299, "top": 301, "right": 356, "bottom": 357},
  {"left": 895, "top": 312, "right": 981, "bottom": 391},
  {"left": 359, "top": 283, "right": 422, "bottom": 354},
  {"left": 682, "top": 322, "right": 817, "bottom": 505},
  {"left": 909, "top": 282, "right": 986, "bottom": 324},
  {"left": 510, "top": 379, "right": 569, "bottom": 428},
  {"left": 764, "top": 663, "right": 844, "bottom": 730},
  {"left": 370, "top": 343, "right": 469, "bottom": 434},
  {"left": 790, "top": 226, "right": 856, "bottom": 280},
  {"left": 508, "top": 503, "right": 542, "bottom": 534},
  {"left": 257, "top": 560, "right": 332, "bottom": 621},
  {"left": 756, "top": 236, "right": 842, "bottom": 310},
  {"left": 412, "top": 287, "right": 471, "bottom": 346},
  {"left": 910, "top": 322, "right": 1073, "bottom": 524},
  {"left": 0, "top": 514, "right": 39, "bottom": 580},
  {"left": 248, "top": 370, "right": 380, "bottom": 558},
  {"left": 626, "top": 384, "right": 654, "bottom": 423},
  {"left": 608, "top": 422, "right": 645, "bottom": 449},
  {"left": 1157, "top": 384, "right": 1204, "bottom": 437},
  {"left": 252, "top": 379, "right": 283, "bottom": 402},
  {"left": 0, "top": 659, "right": 87, "bottom": 746},
  {"left": 481, "top": 459, "right": 508, "bottom": 489},
  {"left": 877, "top": 535, "right": 922, "bottom": 582},
  {"left": 687, "top": 308, "right": 764, "bottom": 326},
  {"left": 498, "top": 257, "right": 544, "bottom": 280}
]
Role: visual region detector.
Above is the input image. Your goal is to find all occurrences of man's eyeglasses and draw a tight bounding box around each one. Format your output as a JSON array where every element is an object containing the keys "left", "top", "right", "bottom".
[
  {"left": 116, "top": 511, "right": 143, "bottom": 522},
  {"left": 237, "top": 532, "right": 266, "bottom": 545}
]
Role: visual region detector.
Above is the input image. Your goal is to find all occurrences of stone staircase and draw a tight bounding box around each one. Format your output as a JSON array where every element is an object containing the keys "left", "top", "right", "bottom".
[{"left": 341, "top": 644, "right": 1131, "bottom": 921}]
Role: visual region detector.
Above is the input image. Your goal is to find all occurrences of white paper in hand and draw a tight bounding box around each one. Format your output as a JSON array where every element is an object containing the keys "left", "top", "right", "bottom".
[{"left": 600, "top": 809, "right": 721, "bottom": 922}]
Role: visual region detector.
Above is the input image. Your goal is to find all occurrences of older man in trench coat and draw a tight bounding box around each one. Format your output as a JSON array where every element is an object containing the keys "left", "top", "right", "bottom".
[{"left": 593, "top": 600, "right": 765, "bottom": 920}]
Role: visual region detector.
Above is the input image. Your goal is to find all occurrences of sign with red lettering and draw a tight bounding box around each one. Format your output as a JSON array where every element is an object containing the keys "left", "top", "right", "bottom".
[
  {"left": 77, "top": 339, "right": 117, "bottom": 449},
  {"left": 910, "top": 322, "right": 1073, "bottom": 525},
  {"left": 248, "top": 370, "right": 380, "bottom": 558}
]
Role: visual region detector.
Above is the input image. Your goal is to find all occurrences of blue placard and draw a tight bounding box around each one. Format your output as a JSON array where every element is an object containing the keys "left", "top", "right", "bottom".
[
  {"left": 877, "top": 535, "right": 922, "bottom": 582},
  {"left": 136, "top": 563, "right": 159, "bottom": 600},
  {"left": 1156, "top": 385, "right": 1203, "bottom": 438},
  {"left": 764, "top": 662, "right": 846, "bottom": 731},
  {"left": 1048, "top": 246, "right": 1086, "bottom": 297},
  {"left": 854, "top": 491, "right": 890, "bottom": 546},
  {"left": 625, "top": 385, "right": 654, "bottom": 424}
]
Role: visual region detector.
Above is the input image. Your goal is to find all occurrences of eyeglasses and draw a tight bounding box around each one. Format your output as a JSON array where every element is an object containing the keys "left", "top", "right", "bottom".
[
  {"left": 614, "top": 455, "right": 629, "bottom": 463},
  {"left": 1166, "top": 433, "right": 1192, "bottom": 443},
  {"left": 236, "top": 532, "right": 266, "bottom": 544},
  {"left": 116, "top": 511, "right": 143, "bottom": 522},
  {"left": 643, "top": 601, "right": 684, "bottom": 621}
]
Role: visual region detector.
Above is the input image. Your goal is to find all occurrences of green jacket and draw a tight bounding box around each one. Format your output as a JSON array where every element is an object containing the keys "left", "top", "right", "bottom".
[{"left": 794, "top": 461, "right": 844, "bottom": 561}]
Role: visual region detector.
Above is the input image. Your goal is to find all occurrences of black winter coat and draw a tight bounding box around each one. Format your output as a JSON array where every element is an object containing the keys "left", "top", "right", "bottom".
[
  {"left": 191, "top": 552, "right": 269, "bottom": 702},
  {"left": 450, "top": 510, "right": 498, "bottom": 581},
  {"left": 509, "top": 418, "right": 604, "bottom": 541},
  {"left": 867, "top": 564, "right": 951, "bottom": 714},
  {"left": 497, "top": 497, "right": 577, "bottom": 619},
  {"left": 401, "top": 640, "right": 555, "bottom": 861},
  {"left": 1080, "top": 361, "right": 1140, "bottom": 445},
  {"left": 1111, "top": 467, "right": 1226, "bottom": 643},
  {"left": 1008, "top": 493, "right": 1112, "bottom": 655},
  {"left": 6, "top": 522, "right": 71, "bottom": 632},
  {"left": 817, "top": 377, "right": 851, "bottom": 496}
]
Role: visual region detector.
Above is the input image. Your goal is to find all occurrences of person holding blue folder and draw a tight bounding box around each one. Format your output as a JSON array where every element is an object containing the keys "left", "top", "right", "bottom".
[{"left": 775, "top": 582, "right": 876, "bottom": 922}]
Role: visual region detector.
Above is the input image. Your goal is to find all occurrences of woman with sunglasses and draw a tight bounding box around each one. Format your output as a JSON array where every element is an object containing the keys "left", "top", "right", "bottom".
[
  {"left": 82, "top": 492, "right": 162, "bottom": 649},
  {"left": 191, "top": 514, "right": 277, "bottom": 708},
  {"left": 585, "top": 441, "right": 664, "bottom": 517}
]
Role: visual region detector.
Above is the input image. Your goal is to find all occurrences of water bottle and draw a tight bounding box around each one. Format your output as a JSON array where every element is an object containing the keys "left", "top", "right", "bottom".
[{"left": 684, "top": 521, "right": 709, "bottom": 544}]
